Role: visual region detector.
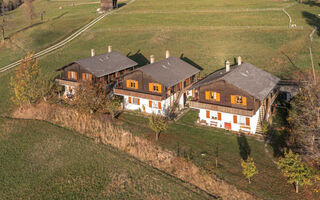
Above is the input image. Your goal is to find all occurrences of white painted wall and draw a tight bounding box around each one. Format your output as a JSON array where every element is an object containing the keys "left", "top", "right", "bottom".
[
  {"left": 62, "top": 84, "right": 76, "bottom": 97},
  {"left": 121, "top": 92, "right": 185, "bottom": 116},
  {"left": 196, "top": 107, "right": 261, "bottom": 134}
]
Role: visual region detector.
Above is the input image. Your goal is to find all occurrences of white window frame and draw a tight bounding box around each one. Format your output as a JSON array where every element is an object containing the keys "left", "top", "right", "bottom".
[
  {"left": 211, "top": 111, "right": 218, "bottom": 120},
  {"left": 132, "top": 97, "right": 139, "bottom": 105},
  {"left": 239, "top": 116, "right": 246, "bottom": 125}
]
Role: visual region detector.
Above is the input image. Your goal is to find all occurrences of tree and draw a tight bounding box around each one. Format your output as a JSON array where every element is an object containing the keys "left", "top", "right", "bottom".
[
  {"left": 0, "top": 0, "right": 9, "bottom": 43},
  {"left": 277, "top": 149, "right": 314, "bottom": 193},
  {"left": 73, "top": 80, "right": 108, "bottom": 114},
  {"left": 287, "top": 78, "right": 320, "bottom": 163},
  {"left": 24, "top": 0, "right": 36, "bottom": 25},
  {"left": 10, "top": 53, "right": 53, "bottom": 107},
  {"left": 149, "top": 114, "right": 168, "bottom": 141},
  {"left": 103, "top": 97, "right": 121, "bottom": 119},
  {"left": 241, "top": 157, "right": 258, "bottom": 184}
]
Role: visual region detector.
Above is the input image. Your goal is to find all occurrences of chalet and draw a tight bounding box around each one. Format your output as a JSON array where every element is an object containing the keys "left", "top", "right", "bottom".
[
  {"left": 101, "top": 0, "right": 117, "bottom": 11},
  {"left": 188, "top": 57, "right": 280, "bottom": 134},
  {"left": 56, "top": 46, "right": 138, "bottom": 97},
  {"left": 114, "top": 51, "right": 200, "bottom": 116}
]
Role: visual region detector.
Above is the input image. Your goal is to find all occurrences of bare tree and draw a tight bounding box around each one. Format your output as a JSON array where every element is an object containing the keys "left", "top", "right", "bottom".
[
  {"left": 0, "top": 0, "right": 9, "bottom": 43},
  {"left": 24, "top": 0, "right": 36, "bottom": 25}
]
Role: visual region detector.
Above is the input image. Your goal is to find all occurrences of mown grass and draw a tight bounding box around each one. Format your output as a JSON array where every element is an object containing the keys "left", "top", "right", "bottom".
[
  {"left": 118, "top": 110, "right": 320, "bottom": 200},
  {"left": 0, "top": 117, "right": 213, "bottom": 200}
]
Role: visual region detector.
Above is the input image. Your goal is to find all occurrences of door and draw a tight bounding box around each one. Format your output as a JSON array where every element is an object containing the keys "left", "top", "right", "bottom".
[{"left": 224, "top": 122, "right": 232, "bottom": 130}]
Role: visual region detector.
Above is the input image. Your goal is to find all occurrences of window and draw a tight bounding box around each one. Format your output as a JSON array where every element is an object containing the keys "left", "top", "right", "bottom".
[
  {"left": 149, "top": 101, "right": 161, "bottom": 109},
  {"left": 68, "top": 71, "right": 77, "bottom": 80},
  {"left": 126, "top": 80, "right": 138, "bottom": 89},
  {"left": 128, "top": 97, "right": 140, "bottom": 105},
  {"left": 233, "top": 115, "right": 250, "bottom": 126},
  {"left": 231, "top": 95, "right": 247, "bottom": 106},
  {"left": 82, "top": 73, "right": 92, "bottom": 81},
  {"left": 206, "top": 110, "right": 221, "bottom": 120},
  {"left": 149, "top": 83, "right": 162, "bottom": 93},
  {"left": 205, "top": 91, "right": 220, "bottom": 101}
]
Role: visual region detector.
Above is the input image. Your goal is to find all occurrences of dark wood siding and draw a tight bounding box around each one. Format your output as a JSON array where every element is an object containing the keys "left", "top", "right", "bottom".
[
  {"left": 198, "top": 80, "right": 260, "bottom": 111},
  {"left": 123, "top": 71, "right": 167, "bottom": 97},
  {"left": 62, "top": 63, "right": 95, "bottom": 82}
]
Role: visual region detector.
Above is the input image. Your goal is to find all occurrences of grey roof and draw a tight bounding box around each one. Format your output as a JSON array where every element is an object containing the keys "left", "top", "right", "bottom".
[
  {"left": 138, "top": 57, "right": 200, "bottom": 88},
  {"left": 60, "top": 51, "right": 138, "bottom": 78},
  {"left": 191, "top": 62, "right": 280, "bottom": 101}
]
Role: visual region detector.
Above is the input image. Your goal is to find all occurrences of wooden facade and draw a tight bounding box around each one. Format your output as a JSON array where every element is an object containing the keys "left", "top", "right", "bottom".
[
  {"left": 195, "top": 80, "right": 261, "bottom": 113},
  {"left": 119, "top": 70, "right": 196, "bottom": 99},
  {"left": 101, "top": 0, "right": 117, "bottom": 11},
  {"left": 58, "top": 63, "right": 134, "bottom": 84}
]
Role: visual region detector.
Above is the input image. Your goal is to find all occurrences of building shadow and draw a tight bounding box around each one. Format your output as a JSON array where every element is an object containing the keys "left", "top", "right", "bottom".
[
  {"left": 302, "top": 11, "right": 320, "bottom": 35},
  {"left": 117, "top": 3, "right": 126, "bottom": 8},
  {"left": 303, "top": 0, "right": 320, "bottom": 7},
  {"left": 127, "top": 50, "right": 149, "bottom": 67},
  {"left": 237, "top": 134, "right": 251, "bottom": 160},
  {"left": 180, "top": 54, "right": 204, "bottom": 71}
]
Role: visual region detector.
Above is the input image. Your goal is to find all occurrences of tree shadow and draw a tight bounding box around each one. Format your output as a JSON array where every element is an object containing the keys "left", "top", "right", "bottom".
[
  {"left": 237, "top": 134, "right": 251, "bottom": 160},
  {"left": 265, "top": 93, "right": 289, "bottom": 157},
  {"left": 302, "top": 11, "right": 320, "bottom": 35},
  {"left": 303, "top": 0, "right": 320, "bottom": 7},
  {"left": 127, "top": 50, "right": 149, "bottom": 67},
  {"left": 180, "top": 53, "right": 204, "bottom": 71}
]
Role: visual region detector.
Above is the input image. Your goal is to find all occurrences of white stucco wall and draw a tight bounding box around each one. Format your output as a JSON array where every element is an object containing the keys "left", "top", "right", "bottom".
[
  {"left": 62, "top": 84, "right": 76, "bottom": 97},
  {"left": 197, "top": 107, "right": 261, "bottom": 134},
  {"left": 121, "top": 93, "right": 185, "bottom": 116}
]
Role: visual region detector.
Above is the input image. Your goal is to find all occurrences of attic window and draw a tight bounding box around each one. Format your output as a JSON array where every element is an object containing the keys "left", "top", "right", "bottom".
[
  {"left": 126, "top": 80, "right": 138, "bottom": 89},
  {"left": 205, "top": 91, "right": 220, "bottom": 102},
  {"left": 231, "top": 95, "right": 247, "bottom": 106},
  {"left": 149, "top": 83, "right": 162, "bottom": 93}
]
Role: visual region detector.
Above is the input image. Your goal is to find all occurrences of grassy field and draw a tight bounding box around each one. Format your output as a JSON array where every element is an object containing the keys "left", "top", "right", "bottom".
[
  {"left": 1, "top": 0, "right": 320, "bottom": 199},
  {"left": 117, "top": 110, "right": 320, "bottom": 200},
  {"left": 0, "top": 117, "right": 214, "bottom": 199}
]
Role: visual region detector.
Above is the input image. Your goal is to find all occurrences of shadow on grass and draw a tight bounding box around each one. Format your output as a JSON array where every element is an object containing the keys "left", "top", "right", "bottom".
[
  {"left": 303, "top": 0, "right": 320, "bottom": 7},
  {"left": 302, "top": 11, "right": 320, "bottom": 35},
  {"left": 117, "top": 3, "right": 127, "bottom": 8},
  {"left": 237, "top": 134, "right": 251, "bottom": 160},
  {"left": 180, "top": 54, "right": 204, "bottom": 71},
  {"left": 127, "top": 50, "right": 149, "bottom": 67}
]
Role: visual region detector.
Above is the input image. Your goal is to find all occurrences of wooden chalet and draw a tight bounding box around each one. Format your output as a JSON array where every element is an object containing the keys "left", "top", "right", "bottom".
[
  {"left": 101, "top": 0, "right": 117, "bottom": 11},
  {"left": 56, "top": 47, "right": 138, "bottom": 97},
  {"left": 188, "top": 57, "right": 280, "bottom": 134},
  {"left": 114, "top": 52, "right": 200, "bottom": 116}
]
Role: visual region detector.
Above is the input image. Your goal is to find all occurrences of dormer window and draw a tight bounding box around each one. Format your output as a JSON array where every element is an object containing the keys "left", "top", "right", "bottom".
[
  {"left": 126, "top": 80, "right": 138, "bottom": 89},
  {"left": 205, "top": 91, "right": 220, "bottom": 102},
  {"left": 149, "top": 83, "right": 162, "bottom": 93},
  {"left": 68, "top": 71, "right": 77, "bottom": 80},
  {"left": 231, "top": 95, "right": 247, "bottom": 106}
]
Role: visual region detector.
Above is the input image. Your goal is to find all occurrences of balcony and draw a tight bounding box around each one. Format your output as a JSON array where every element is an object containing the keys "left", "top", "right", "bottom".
[
  {"left": 189, "top": 100, "right": 255, "bottom": 116},
  {"left": 55, "top": 78, "right": 80, "bottom": 87}
]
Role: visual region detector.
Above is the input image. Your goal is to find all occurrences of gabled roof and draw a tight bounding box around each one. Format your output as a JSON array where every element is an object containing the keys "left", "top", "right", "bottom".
[
  {"left": 191, "top": 62, "right": 280, "bottom": 101},
  {"left": 57, "top": 51, "right": 138, "bottom": 78},
  {"left": 137, "top": 57, "right": 200, "bottom": 88}
]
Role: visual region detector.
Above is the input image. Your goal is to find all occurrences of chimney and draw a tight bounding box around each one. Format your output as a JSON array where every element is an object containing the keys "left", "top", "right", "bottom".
[
  {"left": 226, "top": 60, "right": 230, "bottom": 72},
  {"left": 150, "top": 55, "right": 155, "bottom": 64},
  {"left": 108, "top": 45, "right": 112, "bottom": 53},
  {"left": 237, "top": 56, "right": 242, "bottom": 65},
  {"left": 165, "top": 50, "right": 170, "bottom": 59},
  {"left": 91, "top": 49, "right": 95, "bottom": 57}
]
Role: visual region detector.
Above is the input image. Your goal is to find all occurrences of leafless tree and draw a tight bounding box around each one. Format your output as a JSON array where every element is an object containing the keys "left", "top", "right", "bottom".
[{"left": 24, "top": 0, "right": 36, "bottom": 25}]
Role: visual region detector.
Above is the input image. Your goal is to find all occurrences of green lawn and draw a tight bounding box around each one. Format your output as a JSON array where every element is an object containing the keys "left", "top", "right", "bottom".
[
  {"left": 117, "top": 110, "right": 320, "bottom": 200},
  {"left": 0, "top": 117, "right": 214, "bottom": 199}
]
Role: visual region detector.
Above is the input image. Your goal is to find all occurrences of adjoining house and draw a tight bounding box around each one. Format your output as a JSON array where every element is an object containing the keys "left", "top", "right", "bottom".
[
  {"left": 56, "top": 46, "right": 138, "bottom": 98},
  {"left": 188, "top": 57, "right": 280, "bottom": 134},
  {"left": 114, "top": 51, "right": 200, "bottom": 116}
]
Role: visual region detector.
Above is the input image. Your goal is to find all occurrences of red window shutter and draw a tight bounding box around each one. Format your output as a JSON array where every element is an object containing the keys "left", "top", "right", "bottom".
[
  {"left": 246, "top": 117, "right": 250, "bottom": 126},
  {"left": 233, "top": 115, "right": 238, "bottom": 124},
  {"left": 89, "top": 74, "right": 92, "bottom": 81},
  {"left": 149, "top": 101, "right": 152, "bottom": 108},
  {"left": 218, "top": 112, "right": 221, "bottom": 120},
  {"left": 158, "top": 102, "right": 161, "bottom": 109},
  {"left": 82, "top": 73, "right": 86, "bottom": 80},
  {"left": 206, "top": 110, "right": 210, "bottom": 118},
  {"left": 137, "top": 98, "right": 140, "bottom": 105},
  {"left": 128, "top": 97, "right": 132, "bottom": 104},
  {"left": 74, "top": 72, "right": 78, "bottom": 80}
]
